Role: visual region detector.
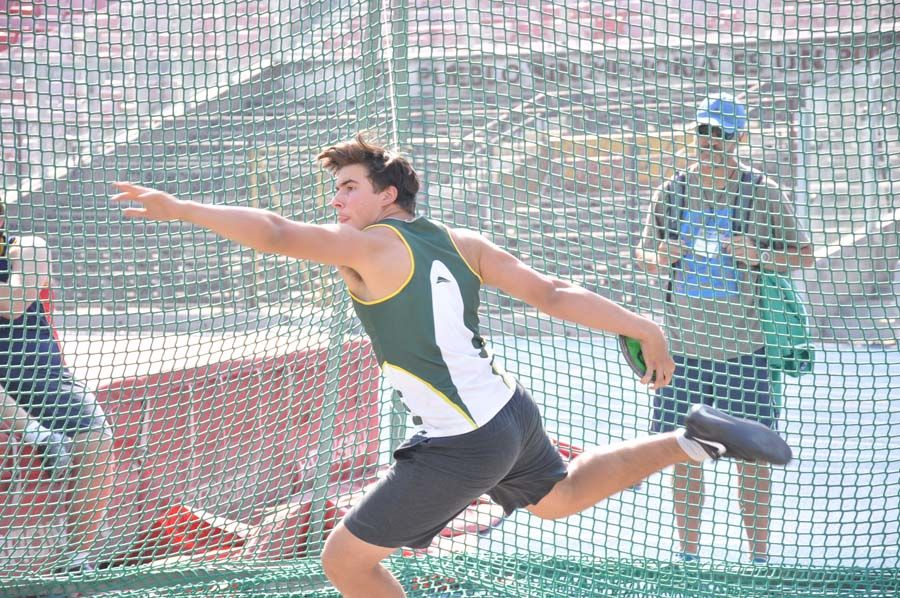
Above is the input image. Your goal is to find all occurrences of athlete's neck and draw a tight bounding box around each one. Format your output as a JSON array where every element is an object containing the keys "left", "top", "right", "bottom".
[{"left": 377, "top": 206, "right": 416, "bottom": 223}]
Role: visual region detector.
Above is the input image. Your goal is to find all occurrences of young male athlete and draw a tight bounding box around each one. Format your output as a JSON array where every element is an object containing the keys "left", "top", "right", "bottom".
[{"left": 112, "top": 134, "right": 793, "bottom": 598}]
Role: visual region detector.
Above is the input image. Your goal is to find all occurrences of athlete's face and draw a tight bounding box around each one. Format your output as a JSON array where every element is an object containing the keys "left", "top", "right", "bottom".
[{"left": 330, "top": 164, "right": 394, "bottom": 230}]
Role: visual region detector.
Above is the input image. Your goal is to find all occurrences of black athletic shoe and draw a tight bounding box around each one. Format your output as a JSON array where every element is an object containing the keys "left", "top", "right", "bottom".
[{"left": 684, "top": 405, "right": 793, "bottom": 465}]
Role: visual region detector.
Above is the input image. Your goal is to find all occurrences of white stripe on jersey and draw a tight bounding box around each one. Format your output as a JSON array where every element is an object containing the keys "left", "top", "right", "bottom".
[{"left": 416, "top": 260, "right": 514, "bottom": 437}]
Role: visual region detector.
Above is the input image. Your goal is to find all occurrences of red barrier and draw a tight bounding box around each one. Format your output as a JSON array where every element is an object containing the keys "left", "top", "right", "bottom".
[
  {"left": 0, "top": 338, "right": 381, "bottom": 571},
  {"left": 125, "top": 467, "right": 505, "bottom": 568},
  {"left": 99, "top": 434, "right": 601, "bottom": 568},
  {"left": 107, "top": 504, "right": 251, "bottom": 567}
]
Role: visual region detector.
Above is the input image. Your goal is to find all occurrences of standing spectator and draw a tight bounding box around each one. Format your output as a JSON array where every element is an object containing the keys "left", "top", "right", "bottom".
[
  {"left": 0, "top": 204, "right": 117, "bottom": 571},
  {"left": 635, "top": 93, "right": 814, "bottom": 563}
]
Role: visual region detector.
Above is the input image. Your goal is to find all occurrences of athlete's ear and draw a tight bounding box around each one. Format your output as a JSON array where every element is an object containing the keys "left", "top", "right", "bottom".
[{"left": 380, "top": 185, "right": 398, "bottom": 206}]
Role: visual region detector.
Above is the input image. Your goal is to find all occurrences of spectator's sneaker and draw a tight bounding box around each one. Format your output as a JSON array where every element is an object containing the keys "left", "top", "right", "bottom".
[
  {"left": 22, "top": 422, "right": 74, "bottom": 480},
  {"left": 53, "top": 562, "right": 95, "bottom": 575},
  {"left": 53, "top": 552, "right": 95, "bottom": 575},
  {"left": 684, "top": 405, "right": 793, "bottom": 465},
  {"left": 47, "top": 560, "right": 94, "bottom": 598}
]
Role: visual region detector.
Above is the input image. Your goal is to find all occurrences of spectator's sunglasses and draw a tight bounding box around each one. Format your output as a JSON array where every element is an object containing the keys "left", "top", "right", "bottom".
[{"left": 696, "top": 123, "right": 737, "bottom": 140}]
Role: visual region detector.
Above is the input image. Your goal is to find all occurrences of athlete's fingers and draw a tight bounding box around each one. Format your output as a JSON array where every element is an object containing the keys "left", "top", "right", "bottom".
[
  {"left": 112, "top": 186, "right": 171, "bottom": 206},
  {"left": 655, "top": 365, "right": 672, "bottom": 389},
  {"left": 112, "top": 181, "right": 152, "bottom": 195},
  {"left": 110, "top": 192, "right": 140, "bottom": 204},
  {"left": 640, "top": 367, "right": 653, "bottom": 386},
  {"left": 121, "top": 208, "right": 149, "bottom": 219}
]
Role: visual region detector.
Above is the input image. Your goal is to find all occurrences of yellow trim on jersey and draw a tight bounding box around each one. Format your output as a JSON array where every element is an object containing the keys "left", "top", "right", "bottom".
[
  {"left": 347, "top": 223, "right": 415, "bottom": 305},
  {"left": 383, "top": 362, "right": 478, "bottom": 429},
  {"left": 436, "top": 222, "right": 483, "bottom": 284}
]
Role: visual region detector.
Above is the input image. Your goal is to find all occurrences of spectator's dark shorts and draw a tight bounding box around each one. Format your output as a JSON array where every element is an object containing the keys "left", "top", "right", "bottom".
[
  {"left": 18, "top": 377, "right": 107, "bottom": 438},
  {"left": 0, "top": 301, "right": 107, "bottom": 439},
  {"left": 652, "top": 348, "right": 778, "bottom": 433},
  {"left": 343, "top": 383, "right": 567, "bottom": 549}
]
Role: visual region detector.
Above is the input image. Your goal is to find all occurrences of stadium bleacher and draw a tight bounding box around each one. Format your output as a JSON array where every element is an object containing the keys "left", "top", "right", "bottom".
[{"left": 0, "top": 0, "right": 896, "bottom": 333}]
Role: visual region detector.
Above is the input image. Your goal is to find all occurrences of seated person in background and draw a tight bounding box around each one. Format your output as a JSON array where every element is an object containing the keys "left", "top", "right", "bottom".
[{"left": 0, "top": 205, "right": 117, "bottom": 571}]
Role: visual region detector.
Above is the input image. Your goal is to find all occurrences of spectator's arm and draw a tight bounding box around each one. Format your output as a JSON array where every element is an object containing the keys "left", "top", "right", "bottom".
[
  {"left": 763, "top": 242, "right": 814, "bottom": 272},
  {"left": 730, "top": 178, "right": 814, "bottom": 272},
  {"left": 634, "top": 184, "right": 681, "bottom": 275},
  {"left": 636, "top": 240, "right": 684, "bottom": 275},
  {"left": 730, "top": 237, "right": 813, "bottom": 273},
  {"left": 0, "top": 236, "right": 52, "bottom": 318}
]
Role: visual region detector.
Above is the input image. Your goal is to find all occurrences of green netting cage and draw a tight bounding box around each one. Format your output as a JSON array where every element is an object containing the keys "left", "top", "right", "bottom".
[{"left": 0, "top": 1, "right": 898, "bottom": 596}]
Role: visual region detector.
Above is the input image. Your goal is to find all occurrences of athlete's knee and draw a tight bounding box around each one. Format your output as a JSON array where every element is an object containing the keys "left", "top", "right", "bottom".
[
  {"left": 321, "top": 529, "right": 355, "bottom": 582},
  {"left": 321, "top": 522, "right": 393, "bottom": 584},
  {"left": 320, "top": 545, "right": 341, "bottom": 581},
  {"left": 526, "top": 484, "right": 573, "bottom": 521},
  {"left": 527, "top": 502, "right": 567, "bottom": 521}
]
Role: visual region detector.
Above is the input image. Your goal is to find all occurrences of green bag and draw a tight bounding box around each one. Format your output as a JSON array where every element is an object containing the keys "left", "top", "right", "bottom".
[{"left": 757, "top": 271, "right": 815, "bottom": 408}]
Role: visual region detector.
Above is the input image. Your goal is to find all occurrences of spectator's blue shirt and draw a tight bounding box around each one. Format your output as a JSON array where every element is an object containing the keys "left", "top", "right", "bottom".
[
  {"left": 640, "top": 166, "right": 811, "bottom": 361},
  {"left": 673, "top": 207, "right": 743, "bottom": 299}
]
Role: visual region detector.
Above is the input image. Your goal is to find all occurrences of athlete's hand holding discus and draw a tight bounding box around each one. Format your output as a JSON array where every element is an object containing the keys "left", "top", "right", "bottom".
[{"left": 624, "top": 321, "right": 674, "bottom": 390}]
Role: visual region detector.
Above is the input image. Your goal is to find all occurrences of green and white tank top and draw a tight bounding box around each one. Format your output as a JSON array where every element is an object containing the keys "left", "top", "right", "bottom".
[{"left": 350, "top": 217, "right": 515, "bottom": 437}]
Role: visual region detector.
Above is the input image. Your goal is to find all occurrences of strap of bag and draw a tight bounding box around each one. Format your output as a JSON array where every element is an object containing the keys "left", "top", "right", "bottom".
[
  {"left": 663, "top": 172, "right": 686, "bottom": 303},
  {"left": 663, "top": 172, "right": 688, "bottom": 241}
]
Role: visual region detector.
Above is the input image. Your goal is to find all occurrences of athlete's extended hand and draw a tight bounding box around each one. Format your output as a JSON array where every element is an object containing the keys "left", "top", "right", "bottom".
[{"left": 111, "top": 182, "right": 187, "bottom": 222}]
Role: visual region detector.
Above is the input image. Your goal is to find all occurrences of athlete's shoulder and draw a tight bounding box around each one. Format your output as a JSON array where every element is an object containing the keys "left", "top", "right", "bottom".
[
  {"left": 434, "top": 224, "right": 489, "bottom": 281},
  {"left": 442, "top": 223, "right": 489, "bottom": 248}
]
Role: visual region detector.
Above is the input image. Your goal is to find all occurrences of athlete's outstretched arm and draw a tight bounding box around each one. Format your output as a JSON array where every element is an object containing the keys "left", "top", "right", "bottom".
[
  {"left": 111, "top": 182, "right": 382, "bottom": 269},
  {"left": 467, "top": 232, "right": 675, "bottom": 388}
]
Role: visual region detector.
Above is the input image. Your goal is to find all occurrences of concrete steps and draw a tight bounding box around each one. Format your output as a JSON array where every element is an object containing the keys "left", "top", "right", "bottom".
[{"left": 2, "top": 31, "right": 895, "bottom": 345}]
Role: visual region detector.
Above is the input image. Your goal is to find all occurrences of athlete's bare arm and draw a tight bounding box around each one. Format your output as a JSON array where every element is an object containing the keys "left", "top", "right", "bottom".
[
  {"left": 452, "top": 228, "right": 675, "bottom": 388},
  {"left": 111, "top": 182, "right": 399, "bottom": 273}
]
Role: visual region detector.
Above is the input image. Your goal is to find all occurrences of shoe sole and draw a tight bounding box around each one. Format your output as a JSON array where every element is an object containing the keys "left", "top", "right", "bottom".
[{"left": 685, "top": 405, "right": 793, "bottom": 465}]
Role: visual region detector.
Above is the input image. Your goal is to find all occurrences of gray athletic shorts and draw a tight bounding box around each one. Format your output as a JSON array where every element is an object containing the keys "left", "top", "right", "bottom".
[{"left": 343, "top": 383, "right": 567, "bottom": 549}]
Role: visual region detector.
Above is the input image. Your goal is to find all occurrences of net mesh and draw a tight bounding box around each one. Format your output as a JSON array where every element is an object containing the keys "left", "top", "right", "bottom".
[{"left": 1, "top": 1, "right": 899, "bottom": 596}]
